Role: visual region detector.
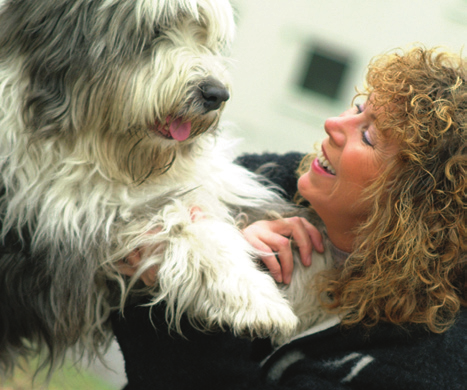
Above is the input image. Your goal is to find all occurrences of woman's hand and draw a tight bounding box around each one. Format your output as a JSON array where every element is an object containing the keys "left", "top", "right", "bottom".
[
  {"left": 242, "top": 217, "right": 324, "bottom": 284},
  {"left": 117, "top": 207, "right": 204, "bottom": 286},
  {"left": 118, "top": 246, "right": 160, "bottom": 286}
]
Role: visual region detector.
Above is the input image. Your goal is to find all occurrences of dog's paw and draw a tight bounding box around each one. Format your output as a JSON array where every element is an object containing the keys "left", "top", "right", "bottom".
[
  {"left": 161, "top": 219, "right": 300, "bottom": 340},
  {"left": 199, "top": 270, "right": 299, "bottom": 340},
  {"left": 230, "top": 295, "right": 299, "bottom": 340}
]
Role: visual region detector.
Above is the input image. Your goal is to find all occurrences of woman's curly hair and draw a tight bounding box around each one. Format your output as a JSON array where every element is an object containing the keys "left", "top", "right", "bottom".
[{"left": 308, "top": 46, "right": 466, "bottom": 333}]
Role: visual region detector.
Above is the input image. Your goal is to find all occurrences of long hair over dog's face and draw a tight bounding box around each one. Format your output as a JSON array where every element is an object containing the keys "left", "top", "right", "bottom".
[{"left": 0, "top": 0, "right": 234, "bottom": 183}]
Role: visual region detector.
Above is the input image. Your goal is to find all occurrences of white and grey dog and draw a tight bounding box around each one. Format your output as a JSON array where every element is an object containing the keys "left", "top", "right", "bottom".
[{"left": 0, "top": 0, "right": 331, "bottom": 375}]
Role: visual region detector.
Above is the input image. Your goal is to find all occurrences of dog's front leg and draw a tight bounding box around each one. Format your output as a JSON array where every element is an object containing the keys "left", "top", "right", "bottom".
[{"left": 153, "top": 216, "right": 299, "bottom": 339}]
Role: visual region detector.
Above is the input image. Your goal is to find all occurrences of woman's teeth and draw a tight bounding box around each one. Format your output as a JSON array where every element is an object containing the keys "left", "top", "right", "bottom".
[{"left": 317, "top": 150, "right": 336, "bottom": 175}]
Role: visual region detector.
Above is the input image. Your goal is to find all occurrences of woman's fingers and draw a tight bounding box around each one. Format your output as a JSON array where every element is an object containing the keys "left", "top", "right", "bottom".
[
  {"left": 260, "top": 231, "right": 293, "bottom": 283},
  {"left": 118, "top": 207, "right": 203, "bottom": 286},
  {"left": 117, "top": 226, "right": 164, "bottom": 286},
  {"left": 275, "top": 241, "right": 295, "bottom": 284},
  {"left": 266, "top": 217, "right": 322, "bottom": 267},
  {"left": 190, "top": 206, "right": 204, "bottom": 222},
  {"left": 300, "top": 218, "right": 324, "bottom": 253},
  {"left": 117, "top": 249, "right": 142, "bottom": 277},
  {"left": 243, "top": 224, "right": 284, "bottom": 283},
  {"left": 283, "top": 217, "right": 313, "bottom": 267},
  {"left": 140, "top": 264, "right": 159, "bottom": 286},
  {"left": 243, "top": 217, "right": 323, "bottom": 284},
  {"left": 117, "top": 249, "right": 160, "bottom": 287}
]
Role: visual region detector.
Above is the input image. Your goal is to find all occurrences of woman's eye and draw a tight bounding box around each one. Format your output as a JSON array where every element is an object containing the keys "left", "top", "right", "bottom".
[
  {"left": 355, "top": 103, "right": 363, "bottom": 114},
  {"left": 362, "top": 130, "right": 374, "bottom": 147}
]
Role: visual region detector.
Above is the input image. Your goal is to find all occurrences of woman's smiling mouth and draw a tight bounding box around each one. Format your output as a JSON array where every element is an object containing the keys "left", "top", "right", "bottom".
[{"left": 316, "top": 148, "right": 336, "bottom": 175}]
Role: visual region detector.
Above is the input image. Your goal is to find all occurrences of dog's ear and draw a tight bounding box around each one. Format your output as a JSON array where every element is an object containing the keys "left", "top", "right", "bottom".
[
  {"left": 0, "top": 1, "right": 157, "bottom": 140},
  {"left": 0, "top": 2, "right": 89, "bottom": 138}
]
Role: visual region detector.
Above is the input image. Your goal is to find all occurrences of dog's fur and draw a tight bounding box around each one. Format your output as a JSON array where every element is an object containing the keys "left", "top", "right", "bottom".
[{"left": 0, "top": 0, "right": 331, "bottom": 376}]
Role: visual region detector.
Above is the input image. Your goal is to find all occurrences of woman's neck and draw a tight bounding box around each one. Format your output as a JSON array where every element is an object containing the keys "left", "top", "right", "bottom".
[
  {"left": 321, "top": 230, "right": 351, "bottom": 266},
  {"left": 325, "top": 228, "right": 355, "bottom": 253}
]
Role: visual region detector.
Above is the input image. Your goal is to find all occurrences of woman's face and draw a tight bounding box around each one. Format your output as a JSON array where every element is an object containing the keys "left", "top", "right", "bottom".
[{"left": 297, "top": 97, "right": 399, "bottom": 251}]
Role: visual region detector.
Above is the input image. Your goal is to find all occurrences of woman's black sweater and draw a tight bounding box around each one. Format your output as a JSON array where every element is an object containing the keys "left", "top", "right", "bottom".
[{"left": 111, "top": 153, "right": 467, "bottom": 390}]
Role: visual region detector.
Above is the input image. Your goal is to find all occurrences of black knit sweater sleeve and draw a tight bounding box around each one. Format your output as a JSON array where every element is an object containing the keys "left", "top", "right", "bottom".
[
  {"left": 111, "top": 300, "right": 350, "bottom": 390},
  {"left": 112, "top": 302, "right": 264, "bottom": 390},
  {"left": 234, "top": 152, "right": 305, "bottom": 201}
]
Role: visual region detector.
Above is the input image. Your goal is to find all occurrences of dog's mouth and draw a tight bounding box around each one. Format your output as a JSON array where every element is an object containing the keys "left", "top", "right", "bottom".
[{"left": 151, "top": 117, "right": 192, "bottom": 141}]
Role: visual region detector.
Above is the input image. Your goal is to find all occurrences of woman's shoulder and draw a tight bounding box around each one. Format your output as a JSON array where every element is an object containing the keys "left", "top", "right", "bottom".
[
  {"left": 235, "top": 152, "right": 305, "bottom": 201},
  {"left": 235, "top": 152, "right": 305, "bottom": 171},
  {"left": 263, "top": 310, "right": 467, "bottom": 388}
]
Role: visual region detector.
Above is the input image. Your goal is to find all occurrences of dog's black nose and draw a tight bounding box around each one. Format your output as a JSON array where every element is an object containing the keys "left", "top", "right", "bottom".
[{"left": 200, "top": 78, "right": 230, "bottom": 111}]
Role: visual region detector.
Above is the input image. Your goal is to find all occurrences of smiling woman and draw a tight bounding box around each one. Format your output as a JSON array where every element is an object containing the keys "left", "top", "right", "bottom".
[
  {"left": 312, "top": 48, "right": 466, "bottom": 333},
  {"left": 297, "top": 97, "right": 400, "bottom": 252}
]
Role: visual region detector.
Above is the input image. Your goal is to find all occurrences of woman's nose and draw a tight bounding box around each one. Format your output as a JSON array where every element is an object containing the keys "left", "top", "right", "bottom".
[{"left": 324, "top": 116, "right": 348, "bottom": 147}]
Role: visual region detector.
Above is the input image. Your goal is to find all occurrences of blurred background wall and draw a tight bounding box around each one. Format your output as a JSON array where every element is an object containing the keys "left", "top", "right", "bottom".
[{"left": 223, "top": 0, "right": 467, "bottom": 156}]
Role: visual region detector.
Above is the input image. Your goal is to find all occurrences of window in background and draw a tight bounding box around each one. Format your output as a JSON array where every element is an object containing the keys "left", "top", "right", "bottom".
[{"left": 299, "top": 47, "right": 351, "bottom": 101}]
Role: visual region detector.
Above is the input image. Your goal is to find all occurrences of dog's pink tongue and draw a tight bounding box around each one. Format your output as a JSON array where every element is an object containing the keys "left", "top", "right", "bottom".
[{"left": 169, "top": 118, "right": 191, "bottom": 141}]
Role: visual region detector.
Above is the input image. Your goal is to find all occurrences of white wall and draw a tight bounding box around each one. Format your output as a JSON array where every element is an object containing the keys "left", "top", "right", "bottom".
[{"left": 222, "top": 0, "right": 467, "bottom": 155}]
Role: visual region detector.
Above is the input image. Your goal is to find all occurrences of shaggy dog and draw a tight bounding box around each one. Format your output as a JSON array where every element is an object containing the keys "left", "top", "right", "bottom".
[{"left": 0, "top": 0, "right": 331, "bottom": 375}]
